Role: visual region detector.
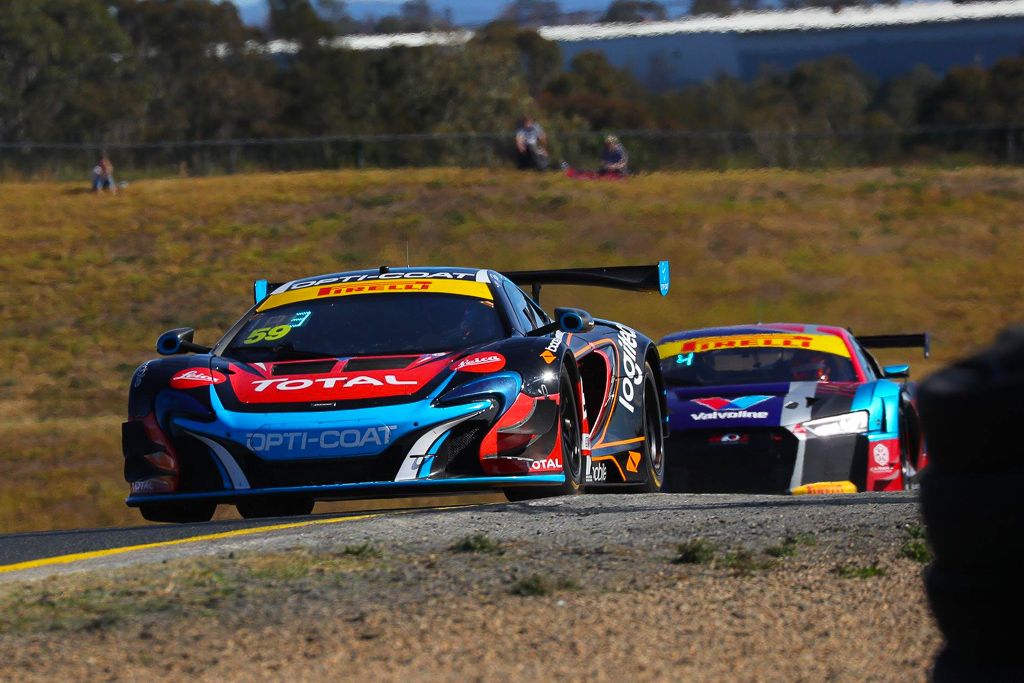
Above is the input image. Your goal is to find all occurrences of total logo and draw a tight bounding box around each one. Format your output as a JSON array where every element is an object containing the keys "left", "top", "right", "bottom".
[
  {"left": 872, "top": 442, "right": 891, "bottom": 467},
  {"left": 252, "top": 375, "right": 417, "bottom": 392},
  {"left": 246, "top": 426, "right": 397, "bottom": 453},
  {"left": 170, "top": 368, "right": 227, "bottom": 389},
  {"left": 690, "top": 396, "right": 772, "bottom": 421},
  {"left": 451, "top": 352, "right": 506, "bottom": 373},
  {"left": 616, "top": 324, "right": 644, "bottom": 414},
  {"left": 530, "top": 456, "right": 562, "bottom": 473}
]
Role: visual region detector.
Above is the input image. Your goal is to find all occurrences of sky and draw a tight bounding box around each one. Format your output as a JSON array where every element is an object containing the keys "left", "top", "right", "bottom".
[{"left": 230, "top": 1, "right": 685, "bottom": 27}]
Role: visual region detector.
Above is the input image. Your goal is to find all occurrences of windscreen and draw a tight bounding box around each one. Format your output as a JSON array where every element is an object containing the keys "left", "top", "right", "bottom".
[
  {"left": 660, "top": 335, "right": 858, "bottom": 387},
  {"left": 223, "top": 294, "right": 505, "bottom": 361}
]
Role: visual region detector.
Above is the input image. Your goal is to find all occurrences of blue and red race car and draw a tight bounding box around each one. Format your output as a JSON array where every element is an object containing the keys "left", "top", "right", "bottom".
[
  {"left": 123, "top": 264, "right": 671, "bottom": 522},
  {"left": 657, "top": 323, "right": 929, "bottom": 495}
]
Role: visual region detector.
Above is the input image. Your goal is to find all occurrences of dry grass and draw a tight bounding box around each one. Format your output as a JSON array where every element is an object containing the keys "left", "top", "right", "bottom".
[{"left": 2, "top": 167, "right": 1022, "bottom": 532}]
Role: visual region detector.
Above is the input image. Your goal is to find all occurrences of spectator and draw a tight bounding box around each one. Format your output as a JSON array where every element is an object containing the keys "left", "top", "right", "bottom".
[
  {"left": 92, "top": 155, "right": 117, "bottom": 194},
  {"left": 599, "top": 135, "right": 629, "bottom": 176},
  {"left": 515, "top": 116, "right": 549, "bottom": 171}
]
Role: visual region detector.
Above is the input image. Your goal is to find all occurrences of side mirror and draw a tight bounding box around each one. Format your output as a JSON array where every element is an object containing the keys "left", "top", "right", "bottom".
[
  {"left": 883, "top": 364, "right": 910, "bottom": 379},
  {"left": 157, "top": 327, "right": 211, "bottom": 355},
  {"left": 553, "top": 307, "right": 595, "bottom": 334}
]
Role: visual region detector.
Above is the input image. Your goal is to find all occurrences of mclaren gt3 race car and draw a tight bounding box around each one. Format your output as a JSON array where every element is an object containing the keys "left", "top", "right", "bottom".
[
  {"left": 657, "top": 323, "right": 928, "bottom": 495},
  {"left": 124, "top": 263, "right": 671, "bottom": 522}
]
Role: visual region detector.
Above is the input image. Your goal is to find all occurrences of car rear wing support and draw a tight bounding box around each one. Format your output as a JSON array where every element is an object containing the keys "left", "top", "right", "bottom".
[
  {"left": 505, "top": 261, "right": 670, "bottom": 305},
  {"left": 857, "top": 333, "right": 931, "bottom": 359}
]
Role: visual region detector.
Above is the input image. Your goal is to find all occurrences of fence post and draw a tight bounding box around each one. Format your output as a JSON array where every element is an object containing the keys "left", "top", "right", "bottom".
[{"left": 1007, "top": 127, "right": 1016, "bottom": 166}]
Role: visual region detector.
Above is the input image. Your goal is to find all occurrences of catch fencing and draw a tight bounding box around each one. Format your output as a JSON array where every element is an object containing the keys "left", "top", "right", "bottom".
[{"left": 2, "top": 125, "right": 1021, "bottom": 180}]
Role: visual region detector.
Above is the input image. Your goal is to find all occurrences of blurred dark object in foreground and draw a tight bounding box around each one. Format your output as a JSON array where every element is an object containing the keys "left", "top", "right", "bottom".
[{"left": 919, "top": 326, "right": 1024, "bottom": 682}]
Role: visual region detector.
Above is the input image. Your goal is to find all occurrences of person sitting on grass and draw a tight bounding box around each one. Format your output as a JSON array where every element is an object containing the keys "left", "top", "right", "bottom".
[
  {"left": 92, "top": 155, "right": 116, "bottom": 194},
  {"left": 515, "top": 116, "right": 549, "bottom": 171},
  {"left": 599, "top": 135, "right": 629, "bottom": 176}
]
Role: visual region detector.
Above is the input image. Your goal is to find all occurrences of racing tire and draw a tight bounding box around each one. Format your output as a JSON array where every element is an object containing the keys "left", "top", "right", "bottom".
[
  {"left": 139, "top": 500, "right": 216, "bottom": 524},
  {"left": 236, "top": 496, "right": 315, "bottom": 519},
  {"left": 637, "top": 366, "right": 666, "bottom": 492},
  {"left": 504, "top": 368, "right": 583, "bottom": 501}
]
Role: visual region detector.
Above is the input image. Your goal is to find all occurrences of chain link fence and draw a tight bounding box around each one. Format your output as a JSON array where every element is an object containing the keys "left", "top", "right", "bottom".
[{"left": 2, "top": 126, "right": 1021, "bottom": 181}]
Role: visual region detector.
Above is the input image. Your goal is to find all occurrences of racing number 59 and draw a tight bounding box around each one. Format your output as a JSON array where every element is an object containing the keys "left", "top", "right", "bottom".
[{"left": 244, "top": 325, "right": 291, "bottom": 345}]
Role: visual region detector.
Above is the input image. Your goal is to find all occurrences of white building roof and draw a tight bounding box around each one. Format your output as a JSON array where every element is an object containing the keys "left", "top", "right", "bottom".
[
  {"left": 260, "top": 0, "right": 1024, "bottom": 54},
  {"left": 540, "top": 0, "right": 1024, "bottom": 40}
]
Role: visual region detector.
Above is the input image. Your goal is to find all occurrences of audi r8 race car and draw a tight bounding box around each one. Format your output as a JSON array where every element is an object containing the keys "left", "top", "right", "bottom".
[
  {"left": 657, "top": 323, "right": 929, "bottom": 495},
  {"left": 123, "top": 263, "right": 671, "bottom": 522}
]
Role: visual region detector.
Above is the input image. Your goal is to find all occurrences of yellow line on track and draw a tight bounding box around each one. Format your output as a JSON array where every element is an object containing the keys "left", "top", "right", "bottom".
[{"left": 0, "top": 513, "right": 379, "bottom": 575}]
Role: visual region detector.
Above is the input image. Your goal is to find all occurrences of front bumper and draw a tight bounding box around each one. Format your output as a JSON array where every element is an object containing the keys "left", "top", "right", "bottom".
[{"left": 665, "top": 427, "right": 901, "bottom": 493}]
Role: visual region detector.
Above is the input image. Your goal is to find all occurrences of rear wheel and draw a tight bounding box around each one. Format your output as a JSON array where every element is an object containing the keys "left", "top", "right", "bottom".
[
  {"left": 139, "top": 500, "right": 216, "bottom": 524},
  {"left": 236, "top": 496, "right": 315, "bottom": 519},
  {"left": 505, "top": 368, "right": 583, "bottom": 501},
  {"left": 637, "top": 366, "right": 665, "bottom": 493}
]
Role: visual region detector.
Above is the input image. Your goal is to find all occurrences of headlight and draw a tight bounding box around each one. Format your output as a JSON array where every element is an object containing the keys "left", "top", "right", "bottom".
[{"left": 801, "top": 411, "right": 868, "bottom": 437}]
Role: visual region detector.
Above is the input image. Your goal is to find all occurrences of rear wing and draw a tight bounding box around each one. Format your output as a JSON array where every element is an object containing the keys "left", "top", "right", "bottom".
[
  {"left": 505, "top": 261, "right": 670, "bottom": 305},
  {"left": 857, "top": 333, "right": 930, "bottom": 359}
]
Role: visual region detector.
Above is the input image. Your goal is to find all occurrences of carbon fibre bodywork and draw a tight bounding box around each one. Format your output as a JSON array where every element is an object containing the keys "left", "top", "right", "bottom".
[{"left": 123, "top": 266, "right": 669, "bottom": 514}]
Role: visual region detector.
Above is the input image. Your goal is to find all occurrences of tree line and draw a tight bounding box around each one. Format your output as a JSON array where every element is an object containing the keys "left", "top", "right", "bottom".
[{"left": 2, "top": 0, "right": 1022, "bottom": 169}]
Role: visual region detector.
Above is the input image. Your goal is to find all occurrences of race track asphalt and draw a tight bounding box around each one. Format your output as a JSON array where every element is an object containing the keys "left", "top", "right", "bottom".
[{"left": 0, "top": 491, "right": 920, "bottom": 582}]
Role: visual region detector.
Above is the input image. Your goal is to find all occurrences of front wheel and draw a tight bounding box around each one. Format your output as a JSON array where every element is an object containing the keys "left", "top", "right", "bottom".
[
  {"left": 505, "top": 368, "right": 583, "bottom": 501},
  {"left": 139, "top": 500, "right": 216, "bottom": 524}
]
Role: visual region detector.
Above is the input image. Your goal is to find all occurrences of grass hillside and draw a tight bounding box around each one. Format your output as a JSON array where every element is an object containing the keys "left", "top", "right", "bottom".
[{"left": 2, "top": 168, "right": 1022, "bottom": 532}]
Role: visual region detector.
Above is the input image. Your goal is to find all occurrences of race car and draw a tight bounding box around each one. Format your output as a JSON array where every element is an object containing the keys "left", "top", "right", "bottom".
[
  {"left": 123, "top": 263, "right": 671, "bottom": 522},
  {"left": 657, "top": 323, "right": 929, "bottom": 495}
]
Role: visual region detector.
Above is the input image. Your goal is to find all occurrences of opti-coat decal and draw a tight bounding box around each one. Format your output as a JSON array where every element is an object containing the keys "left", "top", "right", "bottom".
[
  {"left": 287, "top": 271, "right": 477, "bottom": 290},
  {"left": 451, "top": 353, "right": 506, "bottom": 373},
  {"left": 615, "top": 324, "right": 644, "bottom": 413},
  {"left": 259, "top": 278, "right": 493, "bottom": 311},
  {"left": 246, "top": 426, "right": 397, "bottom": 453},
  {"left": 658, "top": 333, "right": 851, "bottom": 359},
  {"left": 170, "top": 369, "right": 227, "bottom": 390}
]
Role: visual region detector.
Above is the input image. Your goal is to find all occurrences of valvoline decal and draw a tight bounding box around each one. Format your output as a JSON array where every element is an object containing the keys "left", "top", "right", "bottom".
[
  {"left": 675, "top": 392, "right": 784, "bottom": 428},
  {"left": 170, "top": 368, "right": 228, "bottom": 390},
  {"left": 451, "top": 352, "right": 506, "bottom": 374},
  {"left": 226, "top": 355, "right": 450, "bottom": 404}
]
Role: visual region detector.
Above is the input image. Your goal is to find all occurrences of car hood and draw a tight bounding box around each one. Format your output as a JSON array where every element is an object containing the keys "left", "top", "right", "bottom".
[
  {"left": 668, "top": 381, "right": 864, "bottom": 429},
  {"left": 212, "top": 352, "right": 460, "bottom": 408}
]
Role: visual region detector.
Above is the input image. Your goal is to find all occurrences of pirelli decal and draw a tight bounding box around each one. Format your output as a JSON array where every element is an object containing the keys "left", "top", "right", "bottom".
[
  {"left": 658, "top": 333, "right": 851, "bottom": 359},
  {"left": 258, "top": 279, "right": 493, "bottom": 311}
]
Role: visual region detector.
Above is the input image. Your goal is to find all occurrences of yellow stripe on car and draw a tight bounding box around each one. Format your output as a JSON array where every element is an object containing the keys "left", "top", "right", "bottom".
[
  {"left": 658, "top": 333, "right": 851, "bottom": 359},
  {"left": 259, "top": 278, "right": 493, "bottom": 311}
]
